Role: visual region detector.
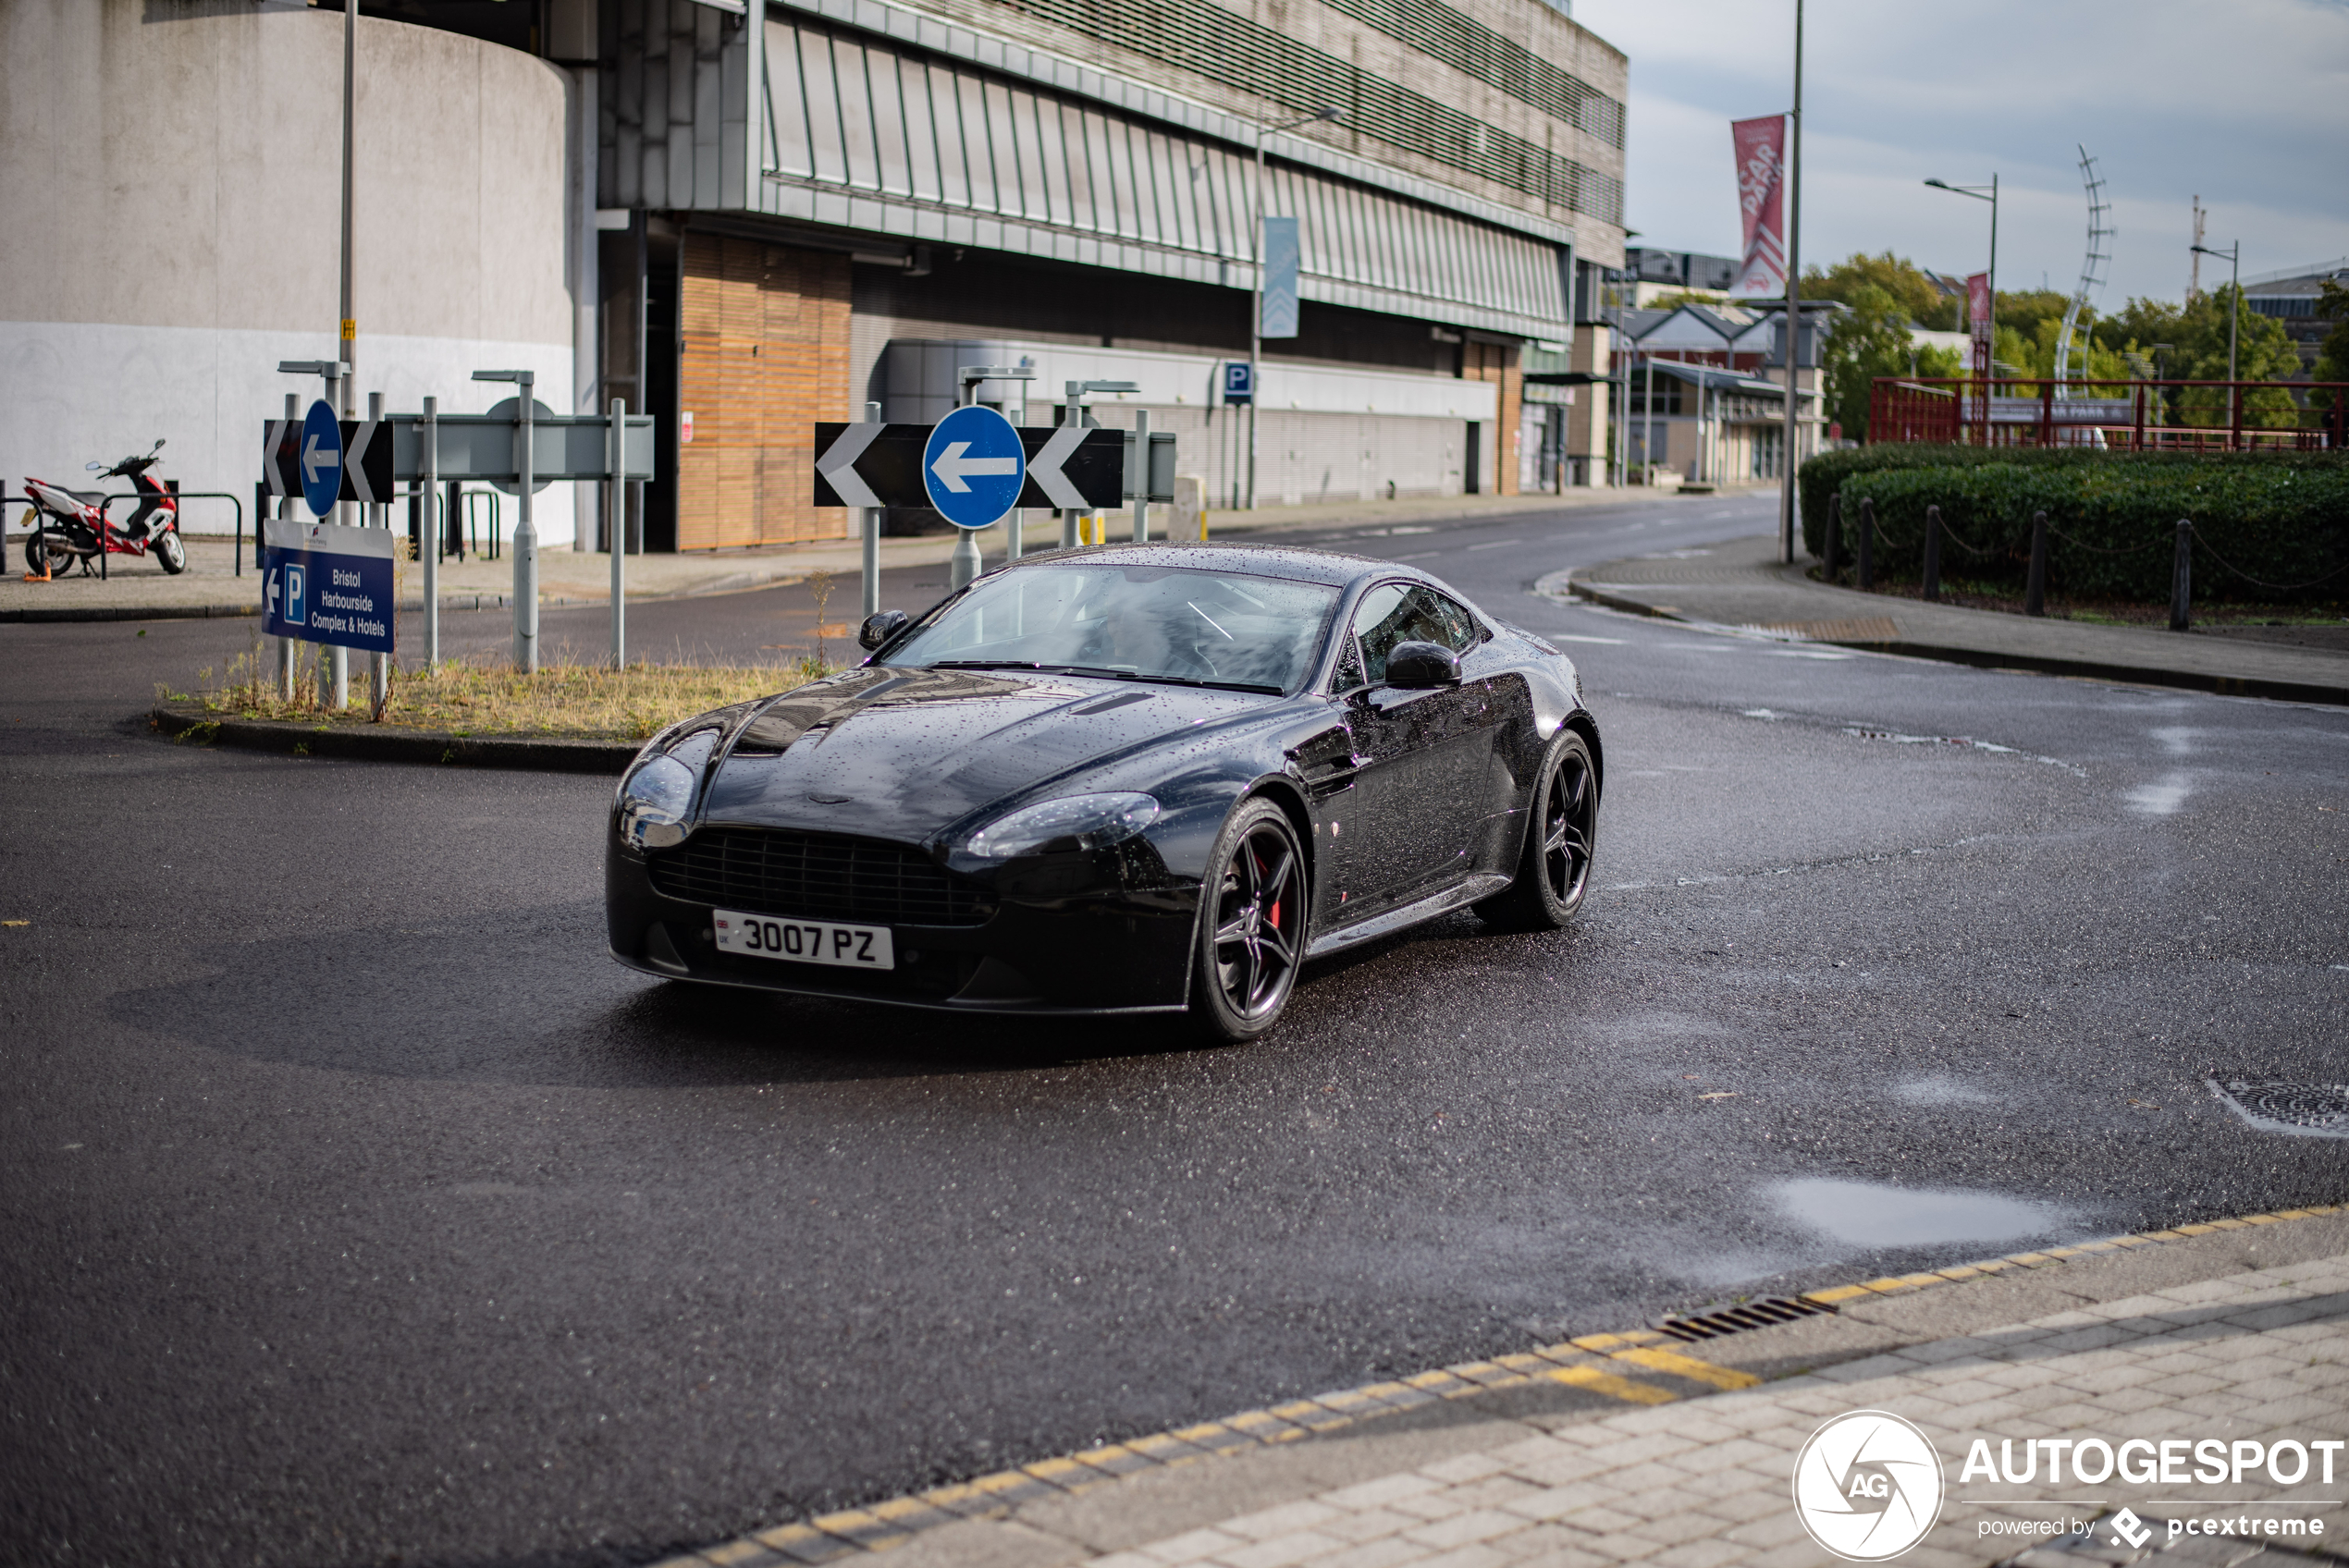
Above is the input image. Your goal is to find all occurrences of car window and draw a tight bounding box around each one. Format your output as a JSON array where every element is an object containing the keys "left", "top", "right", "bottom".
[{"left": 1351, "top": 582, "right": 1478, "bottom": 683}]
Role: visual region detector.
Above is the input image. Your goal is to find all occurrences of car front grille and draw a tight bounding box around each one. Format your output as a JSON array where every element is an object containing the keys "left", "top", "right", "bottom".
[{"left": 646, "top": 827, "right": 995, "bottom": 927}]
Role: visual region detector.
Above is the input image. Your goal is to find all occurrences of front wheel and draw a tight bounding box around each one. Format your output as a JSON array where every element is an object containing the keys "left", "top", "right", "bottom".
[
  {"left": 153, "top": 526, "right": 186, "bottom": 574},
  {"left": 1475, "top": 729, "right": 1598, "bottom": 931},
  {"left": 1188, "top": 798, "right": 1309, "bottom": 1043}
]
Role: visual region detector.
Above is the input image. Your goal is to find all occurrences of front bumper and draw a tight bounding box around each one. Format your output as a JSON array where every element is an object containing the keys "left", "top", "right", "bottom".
[{"left": 603, "top": 833, "right": 1200, "bottom": 1016}]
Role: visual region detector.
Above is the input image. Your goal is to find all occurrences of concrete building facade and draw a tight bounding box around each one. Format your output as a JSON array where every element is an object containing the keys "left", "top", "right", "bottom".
[
  {"left": 1, "top": 1, "right": 583, "bottom": 542},
  {"left": 4, "top": 0, "right": 1626, "bottom": 551}
]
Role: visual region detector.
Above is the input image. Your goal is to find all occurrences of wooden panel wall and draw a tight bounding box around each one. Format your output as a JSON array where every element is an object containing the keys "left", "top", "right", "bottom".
[
  {"left": 1461, "top": 340, "right": 1522, "bottom": 494},
  {"left": 677, "top": 235, "right": 853, "bottom": 550}
]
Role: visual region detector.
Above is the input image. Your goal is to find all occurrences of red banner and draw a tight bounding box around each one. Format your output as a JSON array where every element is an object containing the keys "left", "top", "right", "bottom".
[
  {"left": 1967, "top": 272, "right": 1993, "bottom": 344},
  {"left": 1730, "top": 116, "right": 1788, "bottom": 296}
]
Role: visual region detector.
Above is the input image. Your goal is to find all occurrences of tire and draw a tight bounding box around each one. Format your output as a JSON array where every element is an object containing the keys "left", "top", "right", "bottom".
[
  {"left": 1475, "top": 729, "right": 1598, "bottom": 931},
  {"left": 1188, "top": 797, "right": 1309, "bottom": 1042},
  {"left": 154, "top": 527, "right": 186, "bottom": 574},
  {"left": 24, "top": 530, "right": 71, "bottom": 579}
]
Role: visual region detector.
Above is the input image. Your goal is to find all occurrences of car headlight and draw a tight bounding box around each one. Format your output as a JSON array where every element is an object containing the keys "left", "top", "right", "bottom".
[
  {"left": 965, "top": 792, "right": 1160, "bottom": 860},
  {"left": 618, "top": 754, "right": 696, "bottom": 849}
]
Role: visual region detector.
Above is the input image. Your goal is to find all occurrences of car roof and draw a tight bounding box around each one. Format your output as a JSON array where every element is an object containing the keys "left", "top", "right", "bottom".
[{"left": 990, "top": 542, "right": 1412, "bottom": 590}]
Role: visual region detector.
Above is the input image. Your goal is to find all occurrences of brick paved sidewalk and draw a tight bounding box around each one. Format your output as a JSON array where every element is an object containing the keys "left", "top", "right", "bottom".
[{"left": 662, "top": 1231, "right": 2349, "bottom": 1568}]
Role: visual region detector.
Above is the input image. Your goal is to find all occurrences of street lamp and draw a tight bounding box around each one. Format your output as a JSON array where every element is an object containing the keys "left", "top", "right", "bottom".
[
  {"left": 1777, "top": 0, "right": 1802, "bottom": 563},
  {"left": 1246, "top": 104, "right": 1342, "bottom": 510},
  {"left": 1925, "top": 175, "right": 1998, "bottom": 351},
  {"left": 2192, "top": 240, "right": 2242, "bottom": 384}
]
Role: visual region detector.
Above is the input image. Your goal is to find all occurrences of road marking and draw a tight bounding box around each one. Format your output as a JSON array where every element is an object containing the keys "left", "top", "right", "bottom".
[
  {"left": 1543, "top": 1364, "right": 1679, "bottom": 1404},
  {"left": 1466, "top": 537, "right": 1523, "bottom": 551},
  {"left": 1609, "top": 1346, "right": 1761, "bottom": 1390},
  {"left": 1552, "top": 634, "right": 1625, "bottom": 644}
]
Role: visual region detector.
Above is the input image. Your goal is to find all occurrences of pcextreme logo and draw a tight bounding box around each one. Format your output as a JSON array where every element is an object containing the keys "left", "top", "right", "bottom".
[{"left": 1792, "top": 1411, "right": 1947, "bottom": 1562}]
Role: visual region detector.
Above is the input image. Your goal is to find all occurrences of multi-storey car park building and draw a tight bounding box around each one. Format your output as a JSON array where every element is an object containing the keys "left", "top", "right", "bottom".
[{"left": 3, "top": 0, "right": 1625, "bottom": 552}]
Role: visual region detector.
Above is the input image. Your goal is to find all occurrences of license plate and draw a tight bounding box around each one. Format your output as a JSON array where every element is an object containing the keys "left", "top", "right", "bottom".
[{"left": 711, "top": 909, "right": 894, "bottom": 970}]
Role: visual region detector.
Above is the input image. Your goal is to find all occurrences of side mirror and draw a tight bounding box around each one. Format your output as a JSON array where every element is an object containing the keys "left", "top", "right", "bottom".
[
  {"left": 85, "top": 461, "right": 104, "bottom": 472},
  {"left": 1384, "top": 641, "right": 1461, "bottom": 690},
  {"left": 153, "top": 438, "right": 166, "bottom": 451},
  {"left": 858, "top": 609, "right": 910, "bottom": 651}
]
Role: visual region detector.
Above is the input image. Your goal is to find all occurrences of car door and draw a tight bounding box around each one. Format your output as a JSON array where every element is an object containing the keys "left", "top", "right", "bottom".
[{"left": 1318, "top": 582, "right": 1494, "bottom": 915}]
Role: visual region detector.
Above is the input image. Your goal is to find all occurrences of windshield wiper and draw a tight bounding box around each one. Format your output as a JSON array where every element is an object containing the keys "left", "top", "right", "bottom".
[{"left": 923, "top": 659, "right": 1043, "bottom": 669}]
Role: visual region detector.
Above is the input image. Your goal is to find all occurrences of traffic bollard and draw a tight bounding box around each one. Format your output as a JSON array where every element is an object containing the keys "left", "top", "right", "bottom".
[
  {"left": 1856, "top": 496, "right": 1876, "bottom": 592},
  {"left": 2170, "top": 518, "right": 2192, "bottom": 631},
  {"left": 1921, "top": 505, "right": 1943, "bottom": 602},
  {"left": 2025, "top": 510, "right": 2048, "bottom": 617}
]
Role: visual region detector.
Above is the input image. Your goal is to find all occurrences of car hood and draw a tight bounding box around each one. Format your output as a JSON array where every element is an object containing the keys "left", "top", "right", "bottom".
[{"left": 696, "top": 665, "right": 1272, "bottom": 843}]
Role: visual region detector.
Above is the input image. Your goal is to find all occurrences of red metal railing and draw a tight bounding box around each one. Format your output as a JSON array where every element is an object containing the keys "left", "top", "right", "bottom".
[{"left": 1867, "top": 377, "right": 2349, "bottom": 452}]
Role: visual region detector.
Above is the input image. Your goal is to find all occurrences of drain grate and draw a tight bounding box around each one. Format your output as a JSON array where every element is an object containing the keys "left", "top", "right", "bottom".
[
  {"left": 2208, "top": 1079, "right": 2349, "bottom": 1139},
  {"left": 1655, "top": 1296, "right": 1836, "bottom": 1342}
]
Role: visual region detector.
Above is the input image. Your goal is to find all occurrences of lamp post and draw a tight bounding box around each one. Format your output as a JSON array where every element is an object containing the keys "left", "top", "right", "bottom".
[
  {"left": 1925, "top": 174, "right": 1999, "bottom": 350},
  {"left": 2191, "top": 240, "right": 2242, "bottom": 384},
  {"left": 1246, "top": 105, "right": 1341, "bottom": 510},
  {"left": 1777, "top": 0, "right": 1802, "bottom": 562}
]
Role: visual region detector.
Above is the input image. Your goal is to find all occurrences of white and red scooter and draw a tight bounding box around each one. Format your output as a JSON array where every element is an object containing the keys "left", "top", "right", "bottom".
[{"left": 20, "top": 439, "right": 185, "bottom": 580}]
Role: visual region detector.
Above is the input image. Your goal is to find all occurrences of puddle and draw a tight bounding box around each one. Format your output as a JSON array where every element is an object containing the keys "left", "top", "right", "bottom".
[
  {"left": 2124, "top": 774, "right": 2191, "bottom": 815},
  {"left": 1889, "top": 1075, "right": 1998, "bottom": 1108},
  {"left": 1766, "top": 1177, "right": 2072, "bottom": 1250}
]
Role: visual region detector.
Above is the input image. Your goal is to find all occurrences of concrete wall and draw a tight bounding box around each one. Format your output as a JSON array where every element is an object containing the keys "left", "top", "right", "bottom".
[{"left": 0, "top": 1, "right": 579, "bottom": 539}]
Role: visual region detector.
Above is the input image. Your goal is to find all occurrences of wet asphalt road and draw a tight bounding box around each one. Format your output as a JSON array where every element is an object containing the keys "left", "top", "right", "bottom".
[{"left": 4, "top": 492, "right": 2346, "bottom": 1568}]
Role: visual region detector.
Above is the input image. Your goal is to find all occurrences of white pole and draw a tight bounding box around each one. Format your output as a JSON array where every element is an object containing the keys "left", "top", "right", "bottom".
[
  {"left": 862, "top": 399, "right": 882, "bottom": 611},
  {"left": 423, "top": 396, "right": 438, "bottom": 670},
  {"left": 1132, "top": 410, "right": 1151, "bottom": 543},
  {"left": 609, "top": 397, "right": 627, "bottom": 668},
  {"left": 513, "top": 374, "right": 537, "bottom": 672},
  {"left": 366, "top": 389, "right": 386, "bottom": 715},
  {"left": 1248, "top": 127, "right": 1264, "bottom": 512}
]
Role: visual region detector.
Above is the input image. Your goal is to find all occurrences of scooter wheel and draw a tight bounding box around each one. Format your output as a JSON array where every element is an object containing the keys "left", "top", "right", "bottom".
[
  {"left": 154, "top": 528, "right": 187, "bottom": 575},
  {"left": 24, "top": 533, "right": 70, "bottom": 579}
]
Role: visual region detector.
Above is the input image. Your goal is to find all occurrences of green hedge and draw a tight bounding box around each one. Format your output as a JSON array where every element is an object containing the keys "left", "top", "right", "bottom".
[{"left": 1796, "top": 447, "right": 2349, "bottom": 603}]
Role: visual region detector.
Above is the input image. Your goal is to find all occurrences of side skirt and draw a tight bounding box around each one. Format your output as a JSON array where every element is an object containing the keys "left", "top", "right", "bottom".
[{"left": 1302, "top": 873, "right": 1513, "bottom": 961}]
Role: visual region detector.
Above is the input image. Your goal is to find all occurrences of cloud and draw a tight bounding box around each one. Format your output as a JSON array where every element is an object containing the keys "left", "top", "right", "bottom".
[{"left": 1573, "top": 0, "right": 2349, "bottom": 301}]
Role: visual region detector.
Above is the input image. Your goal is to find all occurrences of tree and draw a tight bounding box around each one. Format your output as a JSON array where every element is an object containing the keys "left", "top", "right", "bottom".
[
  {"left": 1801, "top": 252, "right": 1957, "bottom": 329},
  {"left": 2311, "top": 279, "right": 2349, "bottom": 411},
  {"left": 1819, "top": 285, "right": 1913, "bottom": 441}
]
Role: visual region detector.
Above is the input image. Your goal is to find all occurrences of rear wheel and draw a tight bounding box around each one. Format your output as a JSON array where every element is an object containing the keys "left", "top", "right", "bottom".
[
  {"left": 1475, "top": 729, "right": 1597, "bottom": 931},
  {"left": 24, "top": 530, "right": 72, "bottom": 579},
  {"left": 154, "top": 527, "right": 186, "bottom": 574},
  {"left": 1188, "top": 798, "right": 1308, "bottom": 1042}
]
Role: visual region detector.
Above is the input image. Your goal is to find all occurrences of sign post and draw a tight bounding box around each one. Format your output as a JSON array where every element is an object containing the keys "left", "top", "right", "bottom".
[
  {"left": 473, "top": 370, "right": 538, "bottom": 671},
  {"left": 422, "top": 396, "right": 439, "bottom": 668},
  {"left": 608, "top": 398, "right": 626, "bottom": 668},
  {"left": 923, "top": 404, "right": 1027, "bottom": 591}
]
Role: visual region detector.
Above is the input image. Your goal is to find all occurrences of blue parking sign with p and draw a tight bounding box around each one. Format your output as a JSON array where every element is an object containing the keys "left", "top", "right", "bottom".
[
  {"left": 264, "top": 518, "right": 394, "bottom": 655},
  {"left": 1223, "top": 362, "right": 1254, "bottom": 404}
]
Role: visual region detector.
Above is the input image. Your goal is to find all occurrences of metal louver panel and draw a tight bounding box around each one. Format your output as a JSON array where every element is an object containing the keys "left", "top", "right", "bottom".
[{"left": 761, "top": 14, "right": 1575, "bottom": 336}]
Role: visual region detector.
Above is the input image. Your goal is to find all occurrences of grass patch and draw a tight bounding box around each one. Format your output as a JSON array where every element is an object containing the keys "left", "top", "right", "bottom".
[{"left": 175, "top": 645, "right": 838, "bottom": 741}]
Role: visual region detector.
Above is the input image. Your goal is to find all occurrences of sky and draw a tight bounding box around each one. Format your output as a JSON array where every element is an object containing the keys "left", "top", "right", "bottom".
[{"left": 1570, "top": 0, "right": 2349, "bottom": 304}]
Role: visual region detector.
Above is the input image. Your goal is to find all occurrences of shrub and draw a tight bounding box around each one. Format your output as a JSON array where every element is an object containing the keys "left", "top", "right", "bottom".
[{"left": 1802, "top": 453, "right": 2349, "bottom": 604}]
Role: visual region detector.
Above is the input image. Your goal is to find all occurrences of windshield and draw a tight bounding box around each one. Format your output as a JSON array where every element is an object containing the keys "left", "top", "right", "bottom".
[{"left": 879, "top": 564, "right": 1339, "bottom": 693}]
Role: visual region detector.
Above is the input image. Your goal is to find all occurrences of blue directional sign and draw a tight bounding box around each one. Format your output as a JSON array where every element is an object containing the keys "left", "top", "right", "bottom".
[
  {"left": 299, "top": 398, "right": 343, "bottom": 517},
  {"left": 264, "top": 518, "right": 396, "bottom": 655},
  {"left": 1222, "top": 362, "right": 1255, "bottom": 405},
  {"left": 921, "top": 404, "right": 1026, "bottom": 529}
]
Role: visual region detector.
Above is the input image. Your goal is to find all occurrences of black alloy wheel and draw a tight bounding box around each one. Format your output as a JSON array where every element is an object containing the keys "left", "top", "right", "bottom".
[
  {"left": 1476, "top": 729, "right": 1598, "bottom": 930},
  {"left": 1190, "top": 798, "right": 1307, "bottom": 1041},
  {"left": 24, "top": 531, "right": 73, "bottom": 579}
]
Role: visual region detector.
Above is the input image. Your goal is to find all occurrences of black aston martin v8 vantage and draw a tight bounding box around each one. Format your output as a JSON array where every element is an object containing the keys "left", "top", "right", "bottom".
[{"left": 606, "top": 544, "right": 1601, "bottom": 1039}]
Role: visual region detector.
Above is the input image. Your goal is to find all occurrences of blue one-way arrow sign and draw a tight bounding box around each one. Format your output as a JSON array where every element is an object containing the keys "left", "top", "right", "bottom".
[
  {"left": 300, "top": 398, "right": 343, "bottom": 517},
  {"left": 921, "top": 405, "right": 1025, "bottom": 529}
]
